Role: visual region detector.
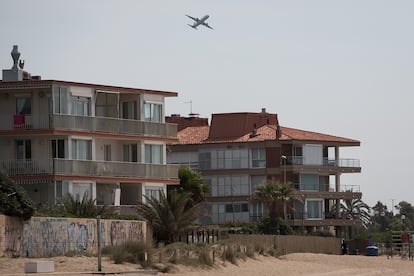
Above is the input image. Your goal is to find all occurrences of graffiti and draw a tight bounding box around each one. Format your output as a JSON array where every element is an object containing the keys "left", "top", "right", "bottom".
[
  {"left": 22, "top": 218, "right": 68, "bottom": 257},
  {"left": 67, "top": 223, "right": 88, "bottom": 252},
  {"left": 1, "top": 216, "right": 146, "bottom": 257},
  {"left": 109, "top": 220, "right": 144, "bottom": 246}
]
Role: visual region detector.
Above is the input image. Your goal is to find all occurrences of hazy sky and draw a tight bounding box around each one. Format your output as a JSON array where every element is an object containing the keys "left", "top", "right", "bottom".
[{"left": 1, "top": 1, "right": 413, "bottom": 209}]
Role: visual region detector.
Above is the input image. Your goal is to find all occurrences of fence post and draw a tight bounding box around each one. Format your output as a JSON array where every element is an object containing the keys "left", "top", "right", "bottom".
[{"left": 96, "top": 215, "right": 102, "bottom": 272}]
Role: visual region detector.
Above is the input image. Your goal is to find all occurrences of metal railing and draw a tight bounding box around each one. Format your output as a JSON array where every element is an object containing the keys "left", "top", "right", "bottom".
[
  {"left": 0, "top": 159, "right": 179, "bottom": 180},
  {"left": 285, "top": 156, "right": 360, "bottom": 168},
  {"left": 293, "top": 183, "right": 360, "bottom": 193},
  {"left": 2, "top": 114, "right": 177, "bottom": 138}
]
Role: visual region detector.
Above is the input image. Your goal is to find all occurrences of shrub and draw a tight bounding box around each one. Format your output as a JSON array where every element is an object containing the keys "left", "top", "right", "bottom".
[
  {"left": 197, "top": 247, "right": 213, "bottom": 267},
  {"left": 104, "top": 241, "right": 153, "bottom": 267},
  {"left": 245, "top": 244, "right": 255, "bottom": 258},
  {"left": 222, "top": 245, "right": 237, "bottom": 264},
  {"left": 0, "top": 173, "right": 35, "bottom": 220}
]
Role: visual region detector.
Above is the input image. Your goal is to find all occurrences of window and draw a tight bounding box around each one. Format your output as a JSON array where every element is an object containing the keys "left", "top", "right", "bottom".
[
  {"left": 122, "top": 101, "right": 137, "bottom": 120},
  {"left": 225, "top": 203, "right": 248, "bottom": 213},
  {"left": 199, "top": 152, "right": 211, "bottom": 169},
  {"left": 294, "top": 146, "right": 303, "bottom": 156},
  {"left": 104, "top": 144, "right": 111, "bottom": 161},
  {"left": 73, "top": 182, "right": 92, "bottom": 200},
  {"left": 144, "top": 102, "right": 162, "bottom": 122},
  {"left": 251, "top": 148, "right": 266, "bottom": 168},
  {"left": 71, "top": 96, "right": 90, "bottom": 116},
  {"left": 300, "top": 174, "right": 319, "bottom": 191},
  {"left": 51, "top": 139, "right": 65, "bottom": 158},
  {"left": 306, "top": 199, "right": 323, "bottom": 219},
  {"left": 145, "top": 144, "right": 163, "bottom": 164},
  {"left": 16, "top": 140, "right": 31, "bottom": 160},
  {"left": 145, "top": 187, "right": 161, "bottom": 201},
  {"left": 123, "top": 144, "right": 138, "bottom": 162},
  {"left": 53, "top": 86, "right": 69, "bottom": 114},
  {"left": 16, "top": 96, "right": 31, "bottom": 115},
  {"left": 71, "top": 139, "right": 92, "bottom": 160},
  {"left": 211, "top": 175, "right": 249, "bottom": 197},
  {"left": 95, "top": 92, "right": 118, "bottom": 117}
]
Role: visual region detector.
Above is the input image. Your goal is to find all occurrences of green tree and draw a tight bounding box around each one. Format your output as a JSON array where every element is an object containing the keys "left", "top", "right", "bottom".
[
  {"left": 395, "top": 201, "right": 414, "bottom": 230},
  {"left": 370, "top": 201, "right": 393, "bottom": 232},
  {"left": 137, "top": 190, "right": 202, "bottom": 243},
  {"left": 169, "top": 166, "right": 209, "bottom": 206},
  {"left": 0, "top": 173, "right": 35, "bottom": 220}
]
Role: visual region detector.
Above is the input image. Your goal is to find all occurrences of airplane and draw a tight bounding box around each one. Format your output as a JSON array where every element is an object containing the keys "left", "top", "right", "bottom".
[{"left": 186, "top": 14, "right": 213, "bottom": 30}]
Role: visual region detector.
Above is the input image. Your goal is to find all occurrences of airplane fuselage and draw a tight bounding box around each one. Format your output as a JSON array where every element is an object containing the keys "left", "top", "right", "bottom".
[{"left": 186, "top": 14, "right": 213, "bottom": 30}]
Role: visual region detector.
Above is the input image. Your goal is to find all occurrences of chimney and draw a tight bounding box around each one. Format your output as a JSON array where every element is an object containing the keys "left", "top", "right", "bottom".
[{"left": 276, "top": 124, "right": 282, "bottom": 140}]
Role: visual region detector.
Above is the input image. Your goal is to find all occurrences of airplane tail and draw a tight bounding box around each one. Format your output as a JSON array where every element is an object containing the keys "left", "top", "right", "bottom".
[{"left": 187, "top": 24, "right": 197, "bottom": 29}]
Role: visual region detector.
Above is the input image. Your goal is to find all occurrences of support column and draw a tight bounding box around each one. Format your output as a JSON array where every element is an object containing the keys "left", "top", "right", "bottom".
[
  {"left": 335, "top": 146, "right": 341, "bottom": 217},
  {"left": 336, "top": 173, "right": 341, "bottom": 217}
]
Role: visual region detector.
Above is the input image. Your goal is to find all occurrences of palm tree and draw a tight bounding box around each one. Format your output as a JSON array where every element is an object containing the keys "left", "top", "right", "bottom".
[
  {"left": 277, "top": 182, "right": 298, "bottom": 220},
  {"left": 136, "top": 189, "right": 201, "bottom": 243},
  {"left": 255, "top": 180, "right": 298, "bottom": 221},
  {"left": 340, "top": 198, "right": 372, "bottom": 229},
  {"left": 254, "top": 180, "right": 281, "bottom": 220}
]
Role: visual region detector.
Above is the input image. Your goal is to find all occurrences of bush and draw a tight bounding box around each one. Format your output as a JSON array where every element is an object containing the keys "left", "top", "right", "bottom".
[
  {"left": 222, "top": 245, "right": 237, "bottom": 264},
  {"left": 103, "top": 241, "right": 153, "bottom": 267},
  {"left": 0, "top": 173, "right": 35, "bottom": 220},
  {"left": 198, "top": 247, "right": 213, "bottom": 267},
  {"left": 256, "top": 217, "right": 293, "bottom": 235}
]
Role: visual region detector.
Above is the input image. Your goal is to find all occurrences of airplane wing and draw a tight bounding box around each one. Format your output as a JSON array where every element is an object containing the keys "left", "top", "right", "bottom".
[
  {"left": 203, "top": 23, "right": 213, "bottom": 30},
  {"left": 185, "top": 15, "right": 198, "bottom": 22}
]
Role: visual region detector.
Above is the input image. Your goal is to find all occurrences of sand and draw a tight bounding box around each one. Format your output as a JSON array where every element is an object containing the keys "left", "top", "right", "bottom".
[{"left": 0, "top": 253, "right": 413, "bottom": 276}]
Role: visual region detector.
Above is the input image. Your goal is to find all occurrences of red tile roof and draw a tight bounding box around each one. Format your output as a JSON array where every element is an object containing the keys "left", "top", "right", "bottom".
[{"left": 174, "top": 124, "right": 359, "bottom": 145}]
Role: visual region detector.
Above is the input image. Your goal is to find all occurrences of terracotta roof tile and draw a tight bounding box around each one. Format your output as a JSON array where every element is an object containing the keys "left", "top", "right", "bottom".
[{"left": 173, "top": 124, "right": 359, "bottom": 145}]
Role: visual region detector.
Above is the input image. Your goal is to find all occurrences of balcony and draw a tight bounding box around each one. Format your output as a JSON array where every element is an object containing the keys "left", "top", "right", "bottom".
[
  {"left": 284, "top": 156, "right": 360, "bottom": 173},
  {"left": 2, "top": 114, "right": 177, "bottom": 139},
  {"left": 0, "top": 159, "right": 179, "bottom": 181},
  {"left": 286, "top": 156, "right": 360, "bottom": 167},
  {"left": 288, "top": 211, "right": 363, "bottom": 227},
  {"left": 293, "top": 183, "right": 362, "bottom": 200}
]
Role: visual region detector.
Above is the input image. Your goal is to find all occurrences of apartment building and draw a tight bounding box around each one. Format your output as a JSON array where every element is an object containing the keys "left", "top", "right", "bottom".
[
  {"left": 166, "top": 110, "right": 362, "bottom": 234},
  {"left": 0, "top": 46, "right": 179, "bottom": 213}
]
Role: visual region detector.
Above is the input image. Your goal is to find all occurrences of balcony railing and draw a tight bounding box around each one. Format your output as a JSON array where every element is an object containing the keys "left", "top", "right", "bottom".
[
  {"left": 3, "top": 114, "right": 177, "bottom": 138},
  {"left": 170, "top": 156, "right": 360, "bottom": 171},
  {"left": 0, "top": 159, "right": 179, "bottom": 180},
  {"left": 285, "top": 156, "right": 360, "bottom": 168},
  {"left": 293, "top": 183, "right": 360, "bottom": 193}
]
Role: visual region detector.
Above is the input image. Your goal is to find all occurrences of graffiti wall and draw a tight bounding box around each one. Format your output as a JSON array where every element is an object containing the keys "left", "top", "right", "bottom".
[{"left": 0, "top": 215, "right": 146, "bottom": 257}]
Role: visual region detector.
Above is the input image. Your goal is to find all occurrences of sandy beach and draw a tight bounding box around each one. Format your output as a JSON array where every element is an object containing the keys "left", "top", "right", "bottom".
[{"left": 1, "top": 253, "right": 414, "bottom": 276}]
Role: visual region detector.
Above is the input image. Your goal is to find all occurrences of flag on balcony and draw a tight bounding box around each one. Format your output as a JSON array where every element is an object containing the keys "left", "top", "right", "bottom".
[{"left": 14, "top": 114, "right": 25, "bottom": 128}]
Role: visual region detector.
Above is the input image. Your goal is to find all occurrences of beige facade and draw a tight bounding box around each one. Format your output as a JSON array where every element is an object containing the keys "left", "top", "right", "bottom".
[{"left": 0, "top": 46, "right": 179, "bottom": 212}]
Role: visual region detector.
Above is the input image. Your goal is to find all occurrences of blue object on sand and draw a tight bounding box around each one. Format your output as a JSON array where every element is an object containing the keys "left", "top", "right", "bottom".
[{"left": 365, "top": 246, "right": 379, "bottom": 256}]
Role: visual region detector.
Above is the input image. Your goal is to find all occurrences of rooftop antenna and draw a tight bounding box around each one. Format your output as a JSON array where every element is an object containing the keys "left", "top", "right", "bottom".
[
  {"left": 390, "top": 198, "right": 396, "bottom": 215},
  {"left": 184, "top": 100, "right": 193, "bottom": 115}
]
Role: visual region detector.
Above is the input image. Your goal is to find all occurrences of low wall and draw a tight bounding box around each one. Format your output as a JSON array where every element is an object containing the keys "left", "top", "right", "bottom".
[
  {"left": 0, "top": 215, "right": 23, "bottom": 256},
  {"left": 0, "top": 215, "right": 147, "bottom": 257},
  {"left": 229, "top": 234, "right": 341, "bottom": 255}
]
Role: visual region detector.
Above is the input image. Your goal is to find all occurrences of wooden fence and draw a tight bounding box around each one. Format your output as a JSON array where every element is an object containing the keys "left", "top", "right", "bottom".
[{"left": 229, "top": 234, "right": 341, "bottom": 255}]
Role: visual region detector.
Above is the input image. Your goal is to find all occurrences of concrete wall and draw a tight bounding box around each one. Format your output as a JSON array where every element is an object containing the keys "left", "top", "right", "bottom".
[
  {"left": 0, "top": 215, "right": 146, "bottom": 257},
  {"left": 0, "top": 215, "right": 23, "bottom": 256}
]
